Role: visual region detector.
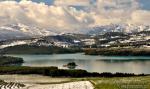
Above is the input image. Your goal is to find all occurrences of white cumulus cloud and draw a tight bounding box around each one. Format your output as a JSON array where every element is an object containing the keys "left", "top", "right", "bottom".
[
  {"left": 128, "top": 10, "right": 150, "bottom": 25},
  {"left": 54, "top": 0, "right": 90, "bottom": 6},
  {"left": 0, "top": 0, "right": 149, "bottom": 34},
  {"left": 0, "top": 1, "right": 91, "bottom": 33}
]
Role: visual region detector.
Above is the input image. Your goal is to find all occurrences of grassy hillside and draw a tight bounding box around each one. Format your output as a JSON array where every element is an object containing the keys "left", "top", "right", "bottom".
[
  {"left": 1, "top": 45, "right": 82, "bottom": 54},
  {"left": 0, "top": 56, "right": 23, "bottom": 65},
  {"left": 72, "top": 76, "right": 150, "bottom": 89}
]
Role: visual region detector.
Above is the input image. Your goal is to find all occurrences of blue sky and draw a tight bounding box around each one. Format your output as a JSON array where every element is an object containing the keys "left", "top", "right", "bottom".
[
  {"left": 14, "top": 0, "right": 54, "bottom": 5},
  {"left": 30, "top": 0, "right": 54, "bottom": 5},
  {"left": 139, "top": 0, "right": 150, "bottom": 10},
  {"left": 28, "top": 0, "right": 150, "bottom": 10},
  {"left": 1, "top": 0, "right": 150, "bottom": 10}
]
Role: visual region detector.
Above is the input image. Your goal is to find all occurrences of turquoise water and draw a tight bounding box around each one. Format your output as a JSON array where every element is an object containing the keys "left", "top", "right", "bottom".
[{"left": 8, "top": 53, "right": 150, "bottom": 74}]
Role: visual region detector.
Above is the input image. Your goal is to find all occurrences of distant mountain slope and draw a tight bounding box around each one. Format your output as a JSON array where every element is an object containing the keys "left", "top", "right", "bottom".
[
  {"left": 0, "top": 23, "right": 56, "bottom": 41},
  {"left": 0, "top": 23, "right": 150, "bottom": 41},
  {"left": 88, "top": 24, "right": 150, "bottom": 35}
]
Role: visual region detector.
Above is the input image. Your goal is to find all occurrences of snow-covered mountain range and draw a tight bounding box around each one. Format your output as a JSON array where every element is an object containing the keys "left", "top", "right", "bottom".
[
  {"left": 88, "top": 24, "right": 150, "bottom": 35},
  {"left": 0, "top": 23, "right": 150, "bottom": 41}
]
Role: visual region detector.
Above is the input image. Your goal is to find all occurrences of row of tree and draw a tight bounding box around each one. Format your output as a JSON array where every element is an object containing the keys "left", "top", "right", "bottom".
[{"left": 0, "top": 66, "right": 146, "bottom": 77}]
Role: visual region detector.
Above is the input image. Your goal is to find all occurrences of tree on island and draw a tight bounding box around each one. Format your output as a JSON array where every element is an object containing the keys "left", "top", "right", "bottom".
[{"left": 63, "top": 62, "right": 78, "bottom": 69}]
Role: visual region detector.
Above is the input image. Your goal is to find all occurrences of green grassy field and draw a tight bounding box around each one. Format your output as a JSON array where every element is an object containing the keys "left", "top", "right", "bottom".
[{"left": 72, "top": 76, "right": 150, "bottom": 89}]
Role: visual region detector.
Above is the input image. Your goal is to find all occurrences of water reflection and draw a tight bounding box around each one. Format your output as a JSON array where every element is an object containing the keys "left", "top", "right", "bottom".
[{"left": 5, "top": 63, "right": 23, "bottom": 66}]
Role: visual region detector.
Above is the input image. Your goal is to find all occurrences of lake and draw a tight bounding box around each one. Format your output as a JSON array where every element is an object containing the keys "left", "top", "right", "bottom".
[{"left": 8, "top": 53, "right": 150, "bottom": 74}]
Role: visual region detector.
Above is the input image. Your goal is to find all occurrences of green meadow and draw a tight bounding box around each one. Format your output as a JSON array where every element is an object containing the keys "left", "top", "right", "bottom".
[{"left": 72, "top": 76, "right": 150, "bottom": 89}]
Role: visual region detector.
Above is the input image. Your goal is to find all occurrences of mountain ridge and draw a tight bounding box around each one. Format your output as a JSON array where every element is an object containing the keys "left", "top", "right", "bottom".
[{"left": 0, "top": 23, "right": 150, "bottom": 41}]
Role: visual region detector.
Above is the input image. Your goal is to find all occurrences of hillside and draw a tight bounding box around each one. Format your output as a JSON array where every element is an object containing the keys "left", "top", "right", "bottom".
[
  {"left": 0, "top": 56, "right": 23, "bottom": 65},
  {"left": 0, "top": 45, "right": 82, "bottom": 54},
  {"left": 84, "top": 48, "right": 150, "bottom": 56}
]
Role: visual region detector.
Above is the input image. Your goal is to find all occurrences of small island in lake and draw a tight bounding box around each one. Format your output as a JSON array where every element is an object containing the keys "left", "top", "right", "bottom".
[{"left": 63, "top": 62, "right": 78, "bottom": 69}]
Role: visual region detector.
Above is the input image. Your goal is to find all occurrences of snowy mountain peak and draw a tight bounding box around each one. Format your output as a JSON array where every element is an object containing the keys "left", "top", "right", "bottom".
[
  {"left": 88, "top": 24, "right": 150, "bottom": 35},
  {"left": 0, "top": 23, "right": 57, "bottom": 41}
]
